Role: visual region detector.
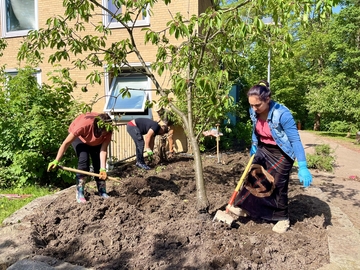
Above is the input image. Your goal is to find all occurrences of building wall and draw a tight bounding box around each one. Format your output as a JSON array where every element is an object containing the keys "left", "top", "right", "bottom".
[{"left": 0, "top": 0, "right": 210, "bottom": 162}]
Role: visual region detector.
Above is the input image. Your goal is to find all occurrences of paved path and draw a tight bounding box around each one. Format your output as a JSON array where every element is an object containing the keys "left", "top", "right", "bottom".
[
  {"left": 300, "top": 130, "right": 360, "bottom": 178},
  {"left": 299, "top": 131, "right": 360, "bottom": 270}
]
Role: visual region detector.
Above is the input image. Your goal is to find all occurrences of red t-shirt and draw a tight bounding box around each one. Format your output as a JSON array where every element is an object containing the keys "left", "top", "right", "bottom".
[
  {"left": 68, "top": 112, "right": 112, "bottom": 146},
  {"left": 255, "top": 119, "right": 276, "bottom": 145}
]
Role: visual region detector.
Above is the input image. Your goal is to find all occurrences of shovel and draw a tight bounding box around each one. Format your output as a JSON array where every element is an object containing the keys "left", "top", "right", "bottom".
[
  {"left": 59, "top": 165, "right": 122, "bottom": 183},
  {"left": 213, "top": 154, "right": 255, "bottom": 225}
]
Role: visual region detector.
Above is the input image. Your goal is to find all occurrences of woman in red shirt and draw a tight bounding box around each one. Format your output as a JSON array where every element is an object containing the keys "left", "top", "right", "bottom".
[{"left": 47, "top": 112, "right": 113, "bottom": 203}]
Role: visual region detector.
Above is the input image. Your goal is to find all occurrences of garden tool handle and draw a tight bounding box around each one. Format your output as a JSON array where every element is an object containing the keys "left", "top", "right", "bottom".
[
  {"left": 58, "top": 166, "right": 121, "bottom": 183},
  {"left": 226, "top": 155, "right": 255, "bottom": 210},
  {"left": 235, "top": 154, "right": 255, "bottom": 192}
]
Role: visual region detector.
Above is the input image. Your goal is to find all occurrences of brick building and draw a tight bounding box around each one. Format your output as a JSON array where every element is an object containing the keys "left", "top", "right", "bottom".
[{"left": 0, "top": 0, "right": 211, "bottom": 163}]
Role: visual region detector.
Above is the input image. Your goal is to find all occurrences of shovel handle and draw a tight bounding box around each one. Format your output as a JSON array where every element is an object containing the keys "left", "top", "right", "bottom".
[
  {"left": 226, "top": 155, "right": 255, "bottom": 209},
  {"left": 58, "top": 166, "right": 121, "bottom": 183},
  {"left": 234, "top": 154, "right": 255, "bottom": 192}
]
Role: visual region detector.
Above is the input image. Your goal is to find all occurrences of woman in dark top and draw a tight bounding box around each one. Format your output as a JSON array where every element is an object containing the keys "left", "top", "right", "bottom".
[{"left": 126, "top": 118, "right": 168, "bottom": 170}]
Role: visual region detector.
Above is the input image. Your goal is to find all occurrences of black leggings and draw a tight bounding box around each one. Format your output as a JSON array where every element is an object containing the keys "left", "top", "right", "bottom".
[{"left": 71, "top": 137, "right": 102, "bottom": 180}]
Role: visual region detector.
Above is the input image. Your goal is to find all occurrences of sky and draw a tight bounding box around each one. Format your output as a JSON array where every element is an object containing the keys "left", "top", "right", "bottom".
[{"left": 333, "top": 5, "right": 342, "bottom": 14}]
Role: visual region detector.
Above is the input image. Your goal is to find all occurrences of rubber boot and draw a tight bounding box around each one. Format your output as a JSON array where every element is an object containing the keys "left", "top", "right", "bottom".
[
  {"left": 76, "top": 176, "right": 87, "bottom": 203},
  {"left": 97, "top": 180, "right": 109, "bottom": 199}
]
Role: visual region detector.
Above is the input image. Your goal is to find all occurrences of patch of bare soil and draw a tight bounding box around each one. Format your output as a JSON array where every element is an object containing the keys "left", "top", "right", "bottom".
[{"left": 26, "top": 151, "right": 331, "bottom": 270}]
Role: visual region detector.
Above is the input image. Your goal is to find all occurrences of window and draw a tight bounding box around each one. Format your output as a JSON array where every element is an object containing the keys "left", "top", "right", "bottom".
[
  {"left": 5, "top": 68, "right": 41, "bottom": 85},
  {"left": 102, "top": 0, "right": 150, "bottom": 28},
  {"left": 104, "top": 71, "right": 152, "bottom": 121},
  {"left": 1, "top": 0, "right": 38, "bottom": 38}
]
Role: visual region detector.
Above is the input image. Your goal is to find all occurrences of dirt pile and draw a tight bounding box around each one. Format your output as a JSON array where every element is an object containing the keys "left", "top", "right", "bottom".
[
  {"left": 3, "top": 131, "right": 360, "bottom": 269},
  {"left": 22, "top": 152, "right": 331, "bottom": 270}
]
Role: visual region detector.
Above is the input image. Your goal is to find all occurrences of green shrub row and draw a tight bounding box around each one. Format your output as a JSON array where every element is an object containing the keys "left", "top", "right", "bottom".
[{"left": 0, "top": 67, "right": 81, "bottom": 188}]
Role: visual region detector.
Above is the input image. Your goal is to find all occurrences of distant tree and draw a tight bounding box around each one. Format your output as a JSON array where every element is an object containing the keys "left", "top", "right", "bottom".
[{"left": 261, "top": 0, "right": 360, "bottom": 132}]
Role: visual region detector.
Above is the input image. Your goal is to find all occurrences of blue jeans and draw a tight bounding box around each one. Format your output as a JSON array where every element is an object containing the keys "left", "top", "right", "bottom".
[{"left": 126, "top": 124, "right": 145, "bottom": 164}]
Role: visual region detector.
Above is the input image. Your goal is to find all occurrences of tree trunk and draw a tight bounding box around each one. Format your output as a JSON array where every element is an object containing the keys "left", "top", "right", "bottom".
[
  {"left": 185, "top": 77, "right": 209, "bottom": 212},
  {"left": 190, "top": 136, "right": 209, "bottom": 212},
  {"left": 313, "top": 113, "right": 321, "bottom": 131}
]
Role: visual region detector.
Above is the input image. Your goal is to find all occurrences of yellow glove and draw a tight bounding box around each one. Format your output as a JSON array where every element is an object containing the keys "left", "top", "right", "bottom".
[
  {"left": 99, "top": 168, "right": 107, "bottom": 180},
  {"left": 47, "top": 160, "right": 59, "bottom": 172}
]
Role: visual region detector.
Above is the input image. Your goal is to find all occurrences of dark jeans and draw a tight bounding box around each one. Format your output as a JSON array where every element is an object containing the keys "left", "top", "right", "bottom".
[
  {"left": 71, "top": 137, "right": 102, "bottom": 181},
  {"left": 126, "top": 124, "right": 145, "bottom": 164}
]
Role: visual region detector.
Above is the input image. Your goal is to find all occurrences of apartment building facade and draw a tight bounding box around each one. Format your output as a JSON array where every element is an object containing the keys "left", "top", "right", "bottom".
[{"left": 0, "top": 0, "right": 211, "bottom": 163}]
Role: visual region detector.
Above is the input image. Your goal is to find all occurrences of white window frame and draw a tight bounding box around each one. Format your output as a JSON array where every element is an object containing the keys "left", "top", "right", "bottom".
[
  {"left": 103, "top": 64, "right": 152, "bottom": 121},
  {"left": 102, "top": 0, "right": 150, "bottom": 29},
  {"left": 5, "top": 68, "right": 41, "bottom": 86},
  {"left": 1, "top": 0, "right": 38, "bottom": 38}
]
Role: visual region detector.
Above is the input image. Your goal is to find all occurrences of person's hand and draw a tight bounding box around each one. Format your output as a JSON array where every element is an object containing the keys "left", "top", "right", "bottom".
[
  {"left": 145, "top": 148, "right": 153, "bottom": 156},
  {"left": 250, "top": 143, "right": 257, "bottom": 156},
  {"left": 99, "top": 168, "right": 107, "bottom": 180},
  {"left": 47, "top": 160, "right": 59, "bottom": 172},
  {"left": 298, "top": 161, "right": 312, "bottom": 187},
  {"left": 145, "top": 148, "right": 153, "bottom": 161}
]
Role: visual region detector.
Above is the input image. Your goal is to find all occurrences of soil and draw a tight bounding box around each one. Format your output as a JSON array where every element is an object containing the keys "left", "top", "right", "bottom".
[{"left": 2, "top": 131, "right": 360, "bottom": 270}]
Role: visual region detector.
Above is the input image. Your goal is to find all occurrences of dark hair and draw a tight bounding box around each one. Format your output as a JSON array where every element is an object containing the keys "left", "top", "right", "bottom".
[
  {"left": 94, "top": 113, "right": 112, "bottom": 136},
  {"left": 161, "top": 125, "right": 169, "bottom": 134},
  {"left": 247, "top": 80, "right": 271, "bottom": 102}
]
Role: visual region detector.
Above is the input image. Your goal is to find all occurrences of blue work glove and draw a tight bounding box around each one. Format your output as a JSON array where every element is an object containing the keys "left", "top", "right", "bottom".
[
  {"left": 250, "top": 143, "right": 257, "bottom": 156},
  {"left": 298, "top": 161, "right": 312, "bottom": 187}
]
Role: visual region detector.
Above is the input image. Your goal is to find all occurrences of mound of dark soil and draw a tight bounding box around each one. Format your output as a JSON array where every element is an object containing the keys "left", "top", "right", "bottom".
[{"left": 28, "top": 152, "right": 330, "bottom": 269}]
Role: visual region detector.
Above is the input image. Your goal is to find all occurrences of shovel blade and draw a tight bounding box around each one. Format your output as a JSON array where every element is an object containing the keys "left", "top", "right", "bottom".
[{"left": 213, "top": 210, "right": 234, "bottom": 226}]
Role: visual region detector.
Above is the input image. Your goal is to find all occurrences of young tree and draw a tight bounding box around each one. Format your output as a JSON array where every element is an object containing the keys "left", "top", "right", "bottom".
[{"left": 18, "top": 0, "right": 339, "bottom": 212}]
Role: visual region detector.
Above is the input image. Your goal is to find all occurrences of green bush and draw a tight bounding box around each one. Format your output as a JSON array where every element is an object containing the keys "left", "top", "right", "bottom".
[
  {"left": 306, "top": 144, "right": 335, "bottom": 172},
  {"left": 200, "top": 120, "right": 252, "bottom": 152},
  {"left": 221, "top": 120, "right": 252, "bottom": 151},
  {"left": 325, "top": 120, "right": 358, "bottom": 134},
  {"left": 0, "top": 67, "right": 81, "bottom": 188}
]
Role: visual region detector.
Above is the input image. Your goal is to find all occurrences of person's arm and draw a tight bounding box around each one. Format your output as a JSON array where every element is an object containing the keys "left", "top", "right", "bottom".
[
  {"left": 281, "top": 111, "right": 312, "bottom": 187},
  {"left": 55, "top": 133, "right": 77, "bottom": 162},
  {"left": 280, "top": 112, "right": 306, "bottom": 161},
  {"left": 144, "top": 129, "right": 155, "bottom": 150},
  {"left": 149, "top": 136, "right": 155, "bottom": 150},
  {"left": 48, "top": 133, "right": 77, "bottom": 171},
  {"left": 100, "top": 139, "right": 111, "bottom": 169},
  {"left": 249, "top": 108, "right": 258, "bottom": 155}
]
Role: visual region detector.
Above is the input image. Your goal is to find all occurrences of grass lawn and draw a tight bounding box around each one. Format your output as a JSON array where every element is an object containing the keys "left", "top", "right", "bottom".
[
  {"left": 0, "top": 185, "right": 56, "bottom": 225},
  {"left": 310, "top": 130, "right": 360, "bottom": 152}
]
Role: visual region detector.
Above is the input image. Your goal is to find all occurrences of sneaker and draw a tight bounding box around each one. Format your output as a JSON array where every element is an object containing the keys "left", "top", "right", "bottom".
[
  {"left": 136, "top": 162, "right": 151, "bottom": 170},
  {"left": 226, "top": 205, "right": 248, "bottom": 217},
  {"left": 100, "top": 193, "right": 110, "bottom": 199},
  {"left": 100, "top": 192, "right": 110, "bottom": 199},
  {"left": 272, "top": 219, "right": 290, "bottom": 233}
]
